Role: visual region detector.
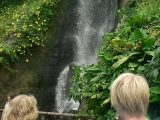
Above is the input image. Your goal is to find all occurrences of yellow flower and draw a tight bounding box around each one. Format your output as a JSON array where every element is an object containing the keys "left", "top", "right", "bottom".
[
  {"left": 29, "top": 24, "right": 33, "bottom": 27},
  {"left": 14, "top": 26, "right": 17, "bottom": 31},
  {"left": 6, "top": 29, "right": 10, "bottom": 32},
  {"left": 38, "top": 28, "right": 41, "bottom": 31},
  {"left": 36, "top": 11, "right": 40, "bottom": 16},
  {"left": 35, "top": 21, "right": 38, "bottom": 24},
  {"left": 37, "top": 7, "right": 40, "bottom": 10},
  {"left": 22, "top": 25, "right": 27, "bottom": 30},
  {"left": 26, "top": 59, "right": 29, "bottom": 62},
  {"left": 17, "top": 33, "right": 21, "bottom": 37}
]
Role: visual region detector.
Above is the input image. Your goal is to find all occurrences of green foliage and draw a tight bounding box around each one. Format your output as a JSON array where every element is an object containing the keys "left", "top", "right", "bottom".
[
  {"left": 0, "top": 0, "right": 60, "bottom": 71},
  {"left": 70, "top": 0, "right": 160, "bottom": 119}
]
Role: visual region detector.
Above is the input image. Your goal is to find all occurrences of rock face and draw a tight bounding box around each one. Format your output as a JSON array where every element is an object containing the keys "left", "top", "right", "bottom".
[{"left": 0, "top": 0, "right": 124, "bottom": 118}]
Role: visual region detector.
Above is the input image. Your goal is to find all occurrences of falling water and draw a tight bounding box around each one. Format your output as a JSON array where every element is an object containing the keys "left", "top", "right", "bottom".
[
  {"left": 55, "top": 0, "right": 118, "bottom": 114},
  {"left": 75, "top": 0, "right": 117, "bottom": 64},
  {"left": 55, "top": 66, "right": 69, "bottom": 113},
  {"left": 55, "top": 66, "right": 79, "bottom": 113}
]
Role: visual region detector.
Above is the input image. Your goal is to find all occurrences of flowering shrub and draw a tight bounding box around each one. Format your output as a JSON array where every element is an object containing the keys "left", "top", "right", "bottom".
[{"left": 0, "top": 0, "right": 60, "bottom": 71}]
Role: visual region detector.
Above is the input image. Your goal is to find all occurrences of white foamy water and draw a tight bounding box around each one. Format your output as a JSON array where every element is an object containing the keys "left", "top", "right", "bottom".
[{"left": 55, "top": 66, "right": 80, "bottom": 113}]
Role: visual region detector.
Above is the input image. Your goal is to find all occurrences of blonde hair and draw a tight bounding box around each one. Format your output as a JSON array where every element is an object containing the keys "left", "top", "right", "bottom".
[
  {"left": 110, "top": 73, "right": 150, "bottom": 117},
  {"left": 4, "top": 94, "right": 38, "bottom": 120}
]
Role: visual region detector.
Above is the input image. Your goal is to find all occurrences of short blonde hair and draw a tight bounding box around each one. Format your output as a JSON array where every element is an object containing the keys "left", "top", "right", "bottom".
[
  {"left": 4, "top": 94, "right": 38, "bottom": 120},
  {"left": 110, "top": 73, "right": 150, "bottom": 117}
]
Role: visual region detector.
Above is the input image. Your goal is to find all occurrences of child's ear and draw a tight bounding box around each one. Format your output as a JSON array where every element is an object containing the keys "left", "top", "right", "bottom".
[{"left": 116, "top": 114, "right": 120, "bottom": 120}]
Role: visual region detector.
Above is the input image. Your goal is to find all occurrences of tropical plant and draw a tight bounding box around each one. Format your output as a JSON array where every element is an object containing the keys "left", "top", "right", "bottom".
[{"left": 70, "top": 0, "right": 160, "bottom": 119}]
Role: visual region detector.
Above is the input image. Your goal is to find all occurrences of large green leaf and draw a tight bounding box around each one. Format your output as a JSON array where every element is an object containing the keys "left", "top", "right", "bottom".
[
  {"left": 101, "top": 84, "right": 108, "bottom": 89},
  {"left": 86, "top": 66, "right": 101, "bottom": 72},
  {"left": 146, "top": 51, "right": 155, "bottom": 57},
  {"left": 91, "top": 92, "right": 103, "bottom": 99},
  {"left": 128, "top": 52, "right": 140, "bottom": 57},
  {"left": 137, "top": 66, "right": 145, "bottom": 72},
  {"left": 150, "top": 86, "right": 160, "bottom": 94},
  {"left": 134, "top": 29, "right": 144, "bottom": 39},
  {"left": 153, "top": 79, "right": 160, "bottom": 84},
  {"left": 101, "top": 98, "right": 110, "bottom": 106},
  {"left": 128, "top": 62, "right": 139, "bottom": 68},
  {"left": 90, "top": 76, "right": 101, "bottom": 83},
  {"left": 142, "top": 38, "right": 155, "bottom": 48},
  {"left": 149, "top": 96, "right": 160, "bottom": 103},
  {"left": 82, "top": 93, "right": 94, "bottom": 97},
  {"left": 138, "top": 58, "right": 144, "bottom": 62},
  {"left": 99, "top": 53, "right": 113, "bottom": 62},
  {"left": 112, "top": 56, "right": 129, "bottom": 68},
  {"left": 113, "top": 55, "right": 124, "bottom": 60},
  {"left": 111, "top": 38, "right": 126, "bottom": 45},
  {"left": 105, "top": 109, "right": 115, "bottom": 117}
]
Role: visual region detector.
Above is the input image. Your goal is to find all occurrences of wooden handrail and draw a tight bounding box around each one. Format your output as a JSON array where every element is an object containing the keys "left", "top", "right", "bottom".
[{"left": 0, "top": 109, "right": 96, "bottom": 119}]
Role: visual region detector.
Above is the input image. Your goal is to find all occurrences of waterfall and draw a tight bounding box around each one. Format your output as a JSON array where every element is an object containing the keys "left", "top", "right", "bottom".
[
  {"left": 55, "top": 66, "right": 79, "bottom": 113},
  {"left": 55, "top": 66, "right": 69, "bottom": 113},
  {"left": 55, "top": 0, "right": 118, "bottom": 113},
  {"left": 75, "top": 0, "right": 117, "bottom": 64}
]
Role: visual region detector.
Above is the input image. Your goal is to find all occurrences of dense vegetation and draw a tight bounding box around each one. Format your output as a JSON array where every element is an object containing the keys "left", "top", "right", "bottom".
[
  {"left": 0, "top": 0, "right": 60, "bottom": 71},
  {"left": 0, "top": 0, "right": 160, "bottom": 119},
  {"left": 70, "top": 0, "right": 160, "bottom": 119}
]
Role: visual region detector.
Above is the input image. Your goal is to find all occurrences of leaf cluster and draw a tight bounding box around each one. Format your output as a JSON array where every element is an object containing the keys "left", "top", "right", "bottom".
[{"left": 70, "top": 0, "right": 160, "bottom": 119}]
